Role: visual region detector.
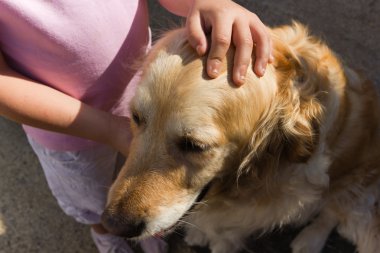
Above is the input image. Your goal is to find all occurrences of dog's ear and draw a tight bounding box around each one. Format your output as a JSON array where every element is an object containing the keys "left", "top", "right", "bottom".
[
  {"left": 238, "top": 100, "right": 322, "bottom": 184},
  {"left": 238, "top": 22, "right": 325, "bottom": 183}
]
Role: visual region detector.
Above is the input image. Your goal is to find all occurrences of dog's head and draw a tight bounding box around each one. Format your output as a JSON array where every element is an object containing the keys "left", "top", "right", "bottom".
[{"left": 102, "top": 23, "right": 344, "bottom": 239}]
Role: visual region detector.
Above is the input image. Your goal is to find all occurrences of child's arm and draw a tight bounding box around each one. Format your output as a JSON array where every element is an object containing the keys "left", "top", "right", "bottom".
[
  {"left": 0, "top": 52, "right": 130, "bottom": 155},
  {"left": 159, "top": 0, "right": 272, "bottom": 85}
]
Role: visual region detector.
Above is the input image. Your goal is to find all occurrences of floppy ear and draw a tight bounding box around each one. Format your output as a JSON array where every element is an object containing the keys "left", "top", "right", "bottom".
[{"left": 238, "top": 22, "right": 324, "bottom": 183}]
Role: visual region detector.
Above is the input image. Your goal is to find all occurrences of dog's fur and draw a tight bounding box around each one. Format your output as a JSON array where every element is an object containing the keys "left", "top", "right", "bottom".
[{"left": 103, "top": 23, "right": 380, "bottom": 253}]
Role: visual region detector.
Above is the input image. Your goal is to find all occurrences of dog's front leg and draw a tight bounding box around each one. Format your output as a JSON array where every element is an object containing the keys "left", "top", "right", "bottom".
[{"left": 291, "top": 209, "right": 338, "bottom": 253}]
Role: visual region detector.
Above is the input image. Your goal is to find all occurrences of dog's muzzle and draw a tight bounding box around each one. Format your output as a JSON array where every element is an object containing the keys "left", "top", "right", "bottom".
[{"left": 101, "top": 182, "right": 213, "bottom": 239}]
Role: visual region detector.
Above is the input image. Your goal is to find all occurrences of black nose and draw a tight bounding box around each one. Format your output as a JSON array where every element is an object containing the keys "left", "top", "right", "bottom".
[{"left": 101, "top": 208, "right": 145, "bottom": 238}]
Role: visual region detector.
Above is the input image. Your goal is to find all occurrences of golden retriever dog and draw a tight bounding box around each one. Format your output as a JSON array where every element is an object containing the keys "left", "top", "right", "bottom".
[{"left": 102, "top": 22, "right": 380, "bottom": 253}]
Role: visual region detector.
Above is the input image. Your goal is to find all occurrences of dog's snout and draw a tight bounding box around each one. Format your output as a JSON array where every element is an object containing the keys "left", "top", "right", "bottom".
[{"left": 101, "top": 208, "right": 145, "bottom": 238}]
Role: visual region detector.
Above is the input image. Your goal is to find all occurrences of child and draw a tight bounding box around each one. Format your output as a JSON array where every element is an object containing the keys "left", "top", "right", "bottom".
[{"left": 0, "top": 0, "right": 271, "bottom": 252}]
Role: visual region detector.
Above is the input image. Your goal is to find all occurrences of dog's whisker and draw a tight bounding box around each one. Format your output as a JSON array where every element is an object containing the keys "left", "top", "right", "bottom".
[
  {"left": 191, "top": 200, "right": 209, "bottom": 207},
  {"left": 241, "top": 244, "right": 255, "bottom": 253},
  {"left": 178, "top": 219, "right": 202, "bottom": 231},
  {"left": 171, "top": 229, "right": 185, "bottom": 237}
]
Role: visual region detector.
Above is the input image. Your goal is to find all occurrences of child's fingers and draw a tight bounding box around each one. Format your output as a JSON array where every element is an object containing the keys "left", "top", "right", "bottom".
[
  {"left": 232, "top": 21, "right": 254, "bottom": 86},
  {"left": 267, "top": 27, "right": 274, "bottom": 63},
  {"left": 207, "top": 17, "right": 233, "bottom": 79},
  {"left": 186, "top": 12, "right": 207, "bottom": 56},
  {"left": 249, "top": 16, "right": 272, "bottom": 77}
]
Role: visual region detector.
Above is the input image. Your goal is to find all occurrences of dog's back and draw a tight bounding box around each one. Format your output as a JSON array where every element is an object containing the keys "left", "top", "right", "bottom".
[{"left": 272, "top": 23, "right": 380, "bottom": 253}]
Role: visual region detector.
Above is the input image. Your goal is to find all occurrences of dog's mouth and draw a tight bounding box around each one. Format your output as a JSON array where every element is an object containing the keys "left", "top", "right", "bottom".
[
  {"left": 153, "top": 181, "right": 212, "bottom": 237},
  {"left": 194, "top": 181, "right": 212, "bottom": 204}
]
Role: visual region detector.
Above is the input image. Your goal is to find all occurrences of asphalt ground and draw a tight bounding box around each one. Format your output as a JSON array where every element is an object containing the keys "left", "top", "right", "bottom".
[{"left": 0, "top": 1, "right": 379, "bottom": 252}]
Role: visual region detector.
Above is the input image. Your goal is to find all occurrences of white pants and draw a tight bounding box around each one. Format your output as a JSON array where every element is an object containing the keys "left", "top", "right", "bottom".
[{"left": 27, "top": 136, "right": 122, "bottom": 224}]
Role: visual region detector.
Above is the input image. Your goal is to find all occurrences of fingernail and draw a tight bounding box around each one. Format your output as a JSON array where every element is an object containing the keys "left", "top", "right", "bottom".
[
  {"left": 269, "top": 54, "right": 275, "bottom": 63},
  {"left": 208, "top": 60, "right": 221, "bottom": 78},
  {"left": 261, "top": 65, "right": 266, "bottom": 75},
  {"left": 239, "top": 74, "right": 246, "bottom": 82},
  {"left": 237, "top": 65, "right": 247, "bottom": 84},
  {"left": 196, "top": 45, "right": 203, "bottom": 55},
  {"left": 257, "top": 64, "right": 266, "bottom": 77}
]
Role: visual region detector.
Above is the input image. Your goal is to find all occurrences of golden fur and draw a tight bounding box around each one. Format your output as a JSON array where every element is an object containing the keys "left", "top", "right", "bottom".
[{"left": 103, "top": 22, "right": 380, "bottom": 253}]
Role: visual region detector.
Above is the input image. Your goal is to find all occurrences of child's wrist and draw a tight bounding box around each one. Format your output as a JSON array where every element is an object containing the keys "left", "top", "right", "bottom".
[{"left": 107, "top": 115, "right": 131, "bottom": 156}]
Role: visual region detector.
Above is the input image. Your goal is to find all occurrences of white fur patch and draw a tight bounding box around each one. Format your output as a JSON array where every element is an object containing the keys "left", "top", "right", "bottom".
[{"left": 143, "top": 191, "right": 199, "bottom": 237}]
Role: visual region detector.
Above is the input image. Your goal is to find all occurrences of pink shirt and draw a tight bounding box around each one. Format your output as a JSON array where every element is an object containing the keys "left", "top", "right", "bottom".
[{"left": 0, "top": 0, "right": 150, "bottom": 150}]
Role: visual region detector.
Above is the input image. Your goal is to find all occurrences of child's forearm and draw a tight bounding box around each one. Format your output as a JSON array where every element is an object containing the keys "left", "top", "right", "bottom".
[
  {"left": 0, "top": 56, "right": 130, "bottom": 154},
  {"left": 158, "top": 0, "right": 194, "bottom": 17}
]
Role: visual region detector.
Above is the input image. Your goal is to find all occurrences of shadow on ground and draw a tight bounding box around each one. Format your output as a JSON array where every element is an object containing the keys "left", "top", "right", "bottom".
[{"left": 165, "top": 227, "right": 356, "bottom": 253}]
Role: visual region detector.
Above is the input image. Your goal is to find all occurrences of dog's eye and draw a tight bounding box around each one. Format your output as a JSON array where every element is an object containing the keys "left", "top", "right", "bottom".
[
  {"left": 178, "top": 138, "right": 208, "bottom": 153},
  {"left": 132, "top": 112, "right": 142, "bottom": 126}
]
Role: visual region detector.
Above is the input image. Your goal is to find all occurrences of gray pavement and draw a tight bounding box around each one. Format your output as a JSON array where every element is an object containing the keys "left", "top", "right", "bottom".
[{"left": 0, "top": 1, "right": 379, "bottom": 253}]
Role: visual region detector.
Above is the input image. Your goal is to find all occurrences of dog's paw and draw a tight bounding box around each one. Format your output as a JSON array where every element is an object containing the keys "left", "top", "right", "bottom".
[
  {"left": 184, "top": 229, "right": 208, "bottom": 247},
  {"left": 291, "top": 226, "right": 327, "bottom": 253},
  {"left": 210, "top": 240, "right": 240, "bottom": 253},
  {"left": 291, "top": 211, "right": 337, "bottom": 253}
]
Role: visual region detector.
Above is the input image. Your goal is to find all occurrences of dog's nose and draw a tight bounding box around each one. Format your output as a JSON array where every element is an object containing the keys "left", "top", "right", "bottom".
[{"left": 101, "top": 208, "right": 145, "bottom": 238}]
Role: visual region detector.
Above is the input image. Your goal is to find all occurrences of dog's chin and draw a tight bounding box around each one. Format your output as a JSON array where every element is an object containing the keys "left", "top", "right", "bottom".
[
  {"left": 152, "top": 221, "right": 181, "bottom": 238},
  {"left": 141, "top": 182, "right": 213, "bottom": 239}
]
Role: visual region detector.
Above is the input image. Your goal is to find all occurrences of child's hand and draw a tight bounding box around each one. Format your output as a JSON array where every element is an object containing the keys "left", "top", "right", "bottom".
[{"left": 185, "top": 0, "right": 273, "bottom": 85}]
